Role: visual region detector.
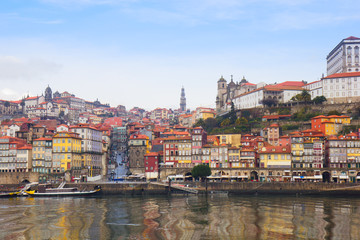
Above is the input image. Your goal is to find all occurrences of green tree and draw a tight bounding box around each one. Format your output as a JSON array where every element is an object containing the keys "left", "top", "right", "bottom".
[
  {"left": 59, "top": 110, "right": 65, "bottom": 119},
  {"left": 300, "top": 90, "right": 311, "bottom": 102},
  {"left": 229, "top": 102, "right": 237, "bottom": 124},
  {"left": 291, "top": 90, "right": 311, "bottom": 102},
  {"left": 313, "top": 96, "right": 327, "bottom": 104},
  {"left": 204, "top": 117, "right": 217, "bottom": 132},
  {"left": 191, "top": 164, "right": 211, "bottom": 181},
  {"left": 241, "top": 110, "right": 251, "bottom": 119},
  {"left": 235, "top": 117, "right": 248, "bottom": 126},
  {"left": 194, "top": 118, "right": 205, "bottom": 128},
  {"left": 328, "top": 110, "right": 341, "bottom": 116},
  {"left": 261, "top": 98, "right": 277, "bottom": 107},
  {"left": 20, "top": 100, "right": 25, "bottom": 114},
  {"left": 220, "top": 118, "right": 231, "bottom": 127}
]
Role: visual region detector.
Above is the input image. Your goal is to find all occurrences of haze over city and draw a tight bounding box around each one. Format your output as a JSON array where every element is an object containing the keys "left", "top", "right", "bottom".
[{"left": 0, "top": 0, "right": 359, "bottom": 110}]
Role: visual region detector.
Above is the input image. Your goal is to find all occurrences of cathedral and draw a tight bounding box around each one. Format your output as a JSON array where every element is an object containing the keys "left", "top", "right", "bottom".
[{"left": 216, "top": 75, "right": 257, "bottom": 112}]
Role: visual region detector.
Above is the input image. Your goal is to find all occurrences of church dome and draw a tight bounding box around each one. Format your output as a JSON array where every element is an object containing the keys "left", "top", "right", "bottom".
[
  {"left": 217, "top": 75, "right": 226, "bottom": 83},
  {"left": 45, "top": 85, "right": 53, "bottom": 101},
  {"left": 240, "top": 76, "right": 248, "bottom": 84}
]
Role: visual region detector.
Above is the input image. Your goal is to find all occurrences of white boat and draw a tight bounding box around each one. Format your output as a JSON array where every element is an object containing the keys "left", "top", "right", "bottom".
[{"left": 25, "top": 183, "right": 101, "bottom": 197}]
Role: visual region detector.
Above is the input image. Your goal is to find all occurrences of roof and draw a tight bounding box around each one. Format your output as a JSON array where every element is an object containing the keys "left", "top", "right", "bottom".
[
  {"left": 311, "top": 115, "right": 327, "bottom": 119},
  {"left": 324, "top": 72, "right": 360, "bottom": 79},
  {"left": 262, "top": 115, "right": 291, "bottom": 120},
  {"left": 145, "top": 152, "right": 160, "bottom": 157},
  {"left": 18, "top": 145, "right": 32, "bottom": 150},
  {"left": 274, "top": 81, "right": 305, "bottom": 87},
  {"left": 305, "top": 80, "right": 321, "bottom": 86},
  {"left": 129, "top": 134, "right": 149, "bottom": 140},
  {"left": 345, "top": 36, "right": 360, "bottom": 40},
  {"left": 34, "top": 137, "right": 52, "bottom": 141},
  {"left": 259, "top": 145, "right": 291, "bottom": 154}
]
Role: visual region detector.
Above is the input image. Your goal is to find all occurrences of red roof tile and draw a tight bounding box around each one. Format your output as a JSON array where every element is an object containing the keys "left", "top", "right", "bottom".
[{"left": 324, "top": 72, "right": 360, "bottom": 79}]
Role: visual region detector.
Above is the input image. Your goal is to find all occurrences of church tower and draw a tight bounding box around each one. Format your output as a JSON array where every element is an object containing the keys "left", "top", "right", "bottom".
[
  {"left": 216, "top": 76, "right": 227, "bottom": 112},
  {"left": 45, "top": 85, "right": 52, "bottom": 102},
  {"left": 180, "top": 86, "right": 186, "bottom": 112}
]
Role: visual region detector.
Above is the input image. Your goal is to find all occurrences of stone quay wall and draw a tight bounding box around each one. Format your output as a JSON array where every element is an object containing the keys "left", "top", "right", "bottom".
[
  {"left": 66, "top": 182, "right": 360, "bottom": 196},
  {"left": 2, "top": 182, "right": 360, "bottom": 196}
]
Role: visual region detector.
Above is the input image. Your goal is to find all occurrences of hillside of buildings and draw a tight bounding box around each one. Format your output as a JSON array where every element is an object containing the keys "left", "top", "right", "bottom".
[
  {"left": 0, "top": 36, "right": 360, "bottom": 184},
  {"left": 195, "top": 100, "right": 360, "bottom": 137}
]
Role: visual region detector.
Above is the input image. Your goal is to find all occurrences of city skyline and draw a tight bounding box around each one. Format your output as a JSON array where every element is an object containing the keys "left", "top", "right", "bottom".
[{"left": 0, "top": 0, "right": 359, "bottom": 110}]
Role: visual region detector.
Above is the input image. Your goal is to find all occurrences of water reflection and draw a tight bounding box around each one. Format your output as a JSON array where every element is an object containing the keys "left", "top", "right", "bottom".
[{"left": 0, "top": 195, "right": 360, "bottom": 239}]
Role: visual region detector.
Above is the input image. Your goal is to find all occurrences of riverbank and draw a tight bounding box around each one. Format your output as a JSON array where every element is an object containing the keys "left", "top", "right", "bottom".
[
  {"left": 3, "top": 182, "right": 360, "bottom": 196},
  {"left": 70, "top": 182, "right": 360, "bottom": 196}
]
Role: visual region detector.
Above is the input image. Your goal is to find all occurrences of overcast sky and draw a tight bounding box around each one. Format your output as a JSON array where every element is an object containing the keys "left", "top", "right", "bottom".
[{"left": 0, "top": 0, "right": 359, "bottom": 110}]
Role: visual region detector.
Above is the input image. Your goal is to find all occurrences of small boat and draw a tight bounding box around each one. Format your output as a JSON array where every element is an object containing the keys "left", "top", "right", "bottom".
[
  {"left": 25, "top": 184, "right": 101, "bottom": 197},
  {"left": 0, "top": 192, "right": 19, "bottom": 198}
]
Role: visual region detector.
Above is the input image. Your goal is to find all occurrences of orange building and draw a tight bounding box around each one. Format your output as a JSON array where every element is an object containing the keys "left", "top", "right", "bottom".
[{"left": 311, "top": 115, "right": 350, "bottom": 136}]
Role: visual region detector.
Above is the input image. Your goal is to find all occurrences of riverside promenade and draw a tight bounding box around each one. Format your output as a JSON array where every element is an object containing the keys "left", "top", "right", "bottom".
[
  {"left": 65, "top": 182, "right": 360, "bottom": 196},
  {"left": 3, "top": 182, "right": 360, "bottom": 196}
]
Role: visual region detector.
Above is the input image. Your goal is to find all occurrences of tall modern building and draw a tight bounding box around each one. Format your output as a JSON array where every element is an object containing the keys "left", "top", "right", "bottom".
[
  {"left": 327, "top": 36, "right": 360, "bottom": 75},
  {"left": 180, "top": 86, "right": 186, "bottom": 112}
]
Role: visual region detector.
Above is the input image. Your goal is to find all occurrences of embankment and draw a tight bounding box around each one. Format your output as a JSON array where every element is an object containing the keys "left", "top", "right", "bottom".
[
  {"left": 2, "top": 182, "right": 360, "bottom": 196},
  {"left": 68, "top": 182, "right": 360, "bottom": 196}
]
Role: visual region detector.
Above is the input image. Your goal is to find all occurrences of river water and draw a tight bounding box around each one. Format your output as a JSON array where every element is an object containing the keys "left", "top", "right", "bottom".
[{"left": 1, "top": 195, "right": 359, "bottom": 239}]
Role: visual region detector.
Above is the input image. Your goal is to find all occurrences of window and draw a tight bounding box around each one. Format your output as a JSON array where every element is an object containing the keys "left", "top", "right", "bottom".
[
  {"left": 347, "top": 46, "right": 352, "bottom": 55},
  {"left": 355, "top": 46, "right": 359, "bottom": 55}
]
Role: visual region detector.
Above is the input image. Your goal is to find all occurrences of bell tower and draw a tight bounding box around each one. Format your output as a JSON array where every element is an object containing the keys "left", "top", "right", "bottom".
[
  {"left": 216, "top": 76, "right": 227, "bottom": 112},
  {"left": 180, "top": 86, "right": 186, "bottom": 112}
]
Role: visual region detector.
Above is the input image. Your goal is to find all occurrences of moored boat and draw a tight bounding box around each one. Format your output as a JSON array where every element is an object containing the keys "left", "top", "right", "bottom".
[
  {"left": 0, "top": 192, "right": 20, "bottom": 198},
  {"left": 25, "top": 183, "right": 101, "bottom": 197}
]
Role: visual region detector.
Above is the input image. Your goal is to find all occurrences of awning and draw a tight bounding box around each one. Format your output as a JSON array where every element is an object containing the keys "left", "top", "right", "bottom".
[
  {"left": 339, "top": 176, "right": 349, "bottom": 179},
  {"left": 356, "top": 176, "right": 360, "bottom": 179},
  {"left": 165, "top": 162, "right": 174, "bottom": 165},
  {"left": 303, "top": 176, "right": 322, "bottom": 179}
]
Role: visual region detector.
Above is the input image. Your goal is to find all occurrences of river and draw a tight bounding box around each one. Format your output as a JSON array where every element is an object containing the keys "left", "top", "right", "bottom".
[{"left": 1, "top": 195, "right": 359, "bottom": 239}]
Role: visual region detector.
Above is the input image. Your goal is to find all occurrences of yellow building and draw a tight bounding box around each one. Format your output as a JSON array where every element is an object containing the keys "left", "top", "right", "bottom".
[
  {"left": 177, "top": 137, "right": 192, "bottom": 165},
  {"left": 228, "top": 146, "right": 241, "bottom": 168},
  {"left": 32, "top": 137, "right": 53, "bottom": 174},
  {"left": 346, "top": 133, "right": 360, "bottom": 170},
  {"left": 200, "top": 111, "right": 216, "bottom": 120},
  {"left": 52, "top": 132, "right": 82, "bottom": 173},
  {"left": 259, "top": 145, "right": 292, "bottom": 169},
  {"left": 129, "top": 134, "right": 150, "bottom": 153},
  {"left": 291, "top": 135, "right": 304, "bottom": 168},
  {"left": 214, "top": 134, "right": 242, "bottom": 147},
  {"left": 311, "top": 115, "right": 350, "bottom": 135}
]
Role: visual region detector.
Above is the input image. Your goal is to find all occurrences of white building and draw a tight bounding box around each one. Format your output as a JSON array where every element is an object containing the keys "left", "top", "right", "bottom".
[
  {"left": 24, "top": 96, "right": 45, "bottom": 114},
  {"left": 304, "top": 80, "right": 323, "bottom": 99},
  {"left": 322, "top": 72, "right": 360, "bottom": 104},
  {"left": 233, "top": 83, "right": 305, "bottom": 110},
  {"left": 56, "top": 124, "right": 69, "bottom": 132},
  {"left": 327, "top": 36, "right": 360, "bottom": 75},
  {"left": 7, "top": 124, "right": 20, "bottom": 137}
]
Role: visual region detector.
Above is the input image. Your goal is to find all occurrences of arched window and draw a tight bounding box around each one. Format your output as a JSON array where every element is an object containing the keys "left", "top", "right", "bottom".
[
  {"left": 355, "top": 55, "right": 359, "bottom": 63},
  {"left": 347, "top": 46, "right": 352, "bottom": 55},
  {"left": 355, "top": 46, "right": 359, "bottom": 55},
  {"left": 348, "top": 55, "right": 352, "bottom": 63}
]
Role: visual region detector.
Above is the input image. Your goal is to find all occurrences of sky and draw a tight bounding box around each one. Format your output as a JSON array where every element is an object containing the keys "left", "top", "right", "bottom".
[{"left": 0, "top": 0, "right": 359, "bottom": 111}]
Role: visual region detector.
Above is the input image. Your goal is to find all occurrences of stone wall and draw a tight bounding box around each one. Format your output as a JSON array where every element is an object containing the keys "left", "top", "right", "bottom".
[{"left": 0, "top": 172, "right": 39, "bottom": 184}]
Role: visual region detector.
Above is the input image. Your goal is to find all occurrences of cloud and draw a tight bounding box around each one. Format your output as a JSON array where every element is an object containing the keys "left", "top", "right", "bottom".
[
  {"left": 0, "top": 88, "right": 20, "bottom": 100},
  {"left": 0, "top": 12, "right": 63, "bottom": 25},
  {"left": 0, "top": 56, "right": 62, "bottom": 81}
]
